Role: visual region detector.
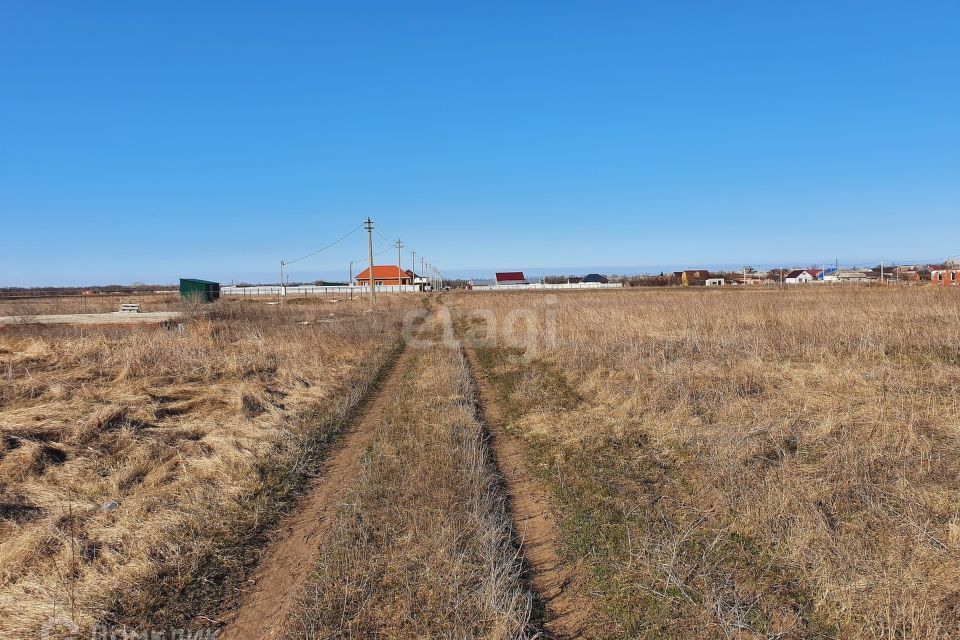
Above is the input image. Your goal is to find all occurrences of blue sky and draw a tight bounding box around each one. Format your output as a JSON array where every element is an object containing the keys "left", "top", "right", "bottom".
[{"left": 1, "top": 1, "right": 957, "bottom": 285}]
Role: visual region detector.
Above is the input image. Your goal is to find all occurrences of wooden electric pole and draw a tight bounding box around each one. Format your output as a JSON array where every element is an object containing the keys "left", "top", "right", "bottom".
[{"left": 396, "top": 239, "right": 403, "bottom": 288}]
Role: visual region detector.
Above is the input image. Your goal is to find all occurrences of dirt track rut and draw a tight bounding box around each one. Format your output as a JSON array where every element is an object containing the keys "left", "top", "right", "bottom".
[
  {"left": 218, "top": 341, "right": 415, "bottom": 640},
  {"left": 462, "top": 345, "right": 599, "bottom": 640}
]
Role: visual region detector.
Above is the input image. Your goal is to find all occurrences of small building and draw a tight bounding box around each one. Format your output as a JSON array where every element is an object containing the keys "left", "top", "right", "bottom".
[
  {"left": 495, "top": 272, "right": 528, "bottom": 286},
  {"left": 817, "top": 268, "right": 837, "bottom": 281},
  {"left": 354, "top": 265, "right": 415, "bottom": 286},
  {"left": 931, "top": 268, "right": 960, "bottom": 286},
  {"left": 582, "top": 273, "right": 609, "bottom": 284},
  {"left": 743, "top": 271, "right": 771, "bottom": 285},
  {"left": 892, "top": 267, "right": 921, "bottom": 283},
  {"left": 831, "top": 269, "right": 870, "bottom": 283},
  {"left": 179, "top": 278, "right": 220, "bottom": 302},
  {"left": 674, "top": 270, "right": 709, "bottom": 286},
  {"left": 784, "top": 270, "right": 816, "bottom": 284},
  {"left": 705, "top": 278, "right": 725, "bottom": 287}
]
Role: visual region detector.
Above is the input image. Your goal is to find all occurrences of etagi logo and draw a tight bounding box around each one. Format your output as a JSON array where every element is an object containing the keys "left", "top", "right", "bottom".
[
  {"left": 402, "top": 295, "right": 558, "bottom": 359},
  {"left": 40, "top": 614, "right": 80, "bottom": 640},
  {"left": 39, "top": 616, "right": 221, "bottom": 640}
]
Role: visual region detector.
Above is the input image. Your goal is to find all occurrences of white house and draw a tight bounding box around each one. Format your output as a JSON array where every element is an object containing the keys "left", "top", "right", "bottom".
[
  {"left": 785, "top": 269, "right": 816, "bottom": 284},
  {"left": 705, "top": 278, "right": 725, "bottom": 287}
]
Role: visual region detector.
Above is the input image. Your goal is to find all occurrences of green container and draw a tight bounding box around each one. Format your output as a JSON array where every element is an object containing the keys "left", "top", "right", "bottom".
[{"left": 179, "top": 278, "right": 220, "bottom": 303}]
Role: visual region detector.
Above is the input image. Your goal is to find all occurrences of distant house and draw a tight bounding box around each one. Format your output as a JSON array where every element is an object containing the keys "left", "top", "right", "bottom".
[
  {"left": 495, "top": 272, "right": 528, "bottom": 286},
  {"left": 931, "top": 267, "right": 960, "bottom": 286},
  {"left": 892, "top": 266, "right": 921, "bottom": 282},
  {"left": 835, "top": 269, "right": 870, "bottom": 284},
  {"left": 817, "top": 268, "right": 837, "bottom": 281},
  {"left": 743, "top": 271, "right": 771, "bottom": 285},
  {"left": 674, "top": 270, "right": 709, "bottom": 286},
  {"left": 354, "top": 265, "right": 414, "bottom": 286},
  {"left": 466, "top": 278, "right": 494, "bottom": 290},
  {"left": 582, "top": 273, "right": 609, "bottom": 284},
  {"left": 784, "top": 270, "right": 816, "bottom": 284},
  {"left": 705, "top": 278, "right": 725, "bottom": 287}
]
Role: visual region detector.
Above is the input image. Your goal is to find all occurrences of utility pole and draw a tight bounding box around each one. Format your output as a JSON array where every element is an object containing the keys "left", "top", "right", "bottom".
[
  {"left": 421, "top": 257, "right": 426, "bottom": 290},
  {"left": 880, "top": 260, "right": 884, "bottom": 285},
  {"left": 396, "top": 239, "right": 403, "bottom": 289},
  {"left": 411, "top": 250, "right": 417, "bottom": 292},
  {"left": 280, "top": 260, "right": 285, "bottom": 304},
  {"left": 365, "top": 217, "right": 376, "bottom": 306},
  {"left": 349, "top": 259, "right": 358, "bottom": 301}
]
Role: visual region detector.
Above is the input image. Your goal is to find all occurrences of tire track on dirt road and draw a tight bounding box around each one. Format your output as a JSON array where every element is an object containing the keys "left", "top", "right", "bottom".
[
  {"left": 218, "top": 323, "right": 423, "bottom": 640},
  {"left": 461, "top": 344, "right": 601, "bottom": 640}
]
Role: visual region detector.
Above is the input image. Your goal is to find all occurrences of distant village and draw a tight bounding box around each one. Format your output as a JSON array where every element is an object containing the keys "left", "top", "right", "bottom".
[
  {"left": 3, "top": 261, "right": 958, "bottom": 301},
  {"left": 463, "top": 261, "right": 960, "bottom": 290},
  {"left": 633, "top": 261, "right": 960, "bottom": 287},
  {"left": 460, "top": 260, "right": 960, "bottom": 289}
]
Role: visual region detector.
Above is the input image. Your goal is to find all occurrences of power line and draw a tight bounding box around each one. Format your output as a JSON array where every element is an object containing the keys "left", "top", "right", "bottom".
[
  {"left": 351, "top": 245, "right": 393, "bottom": 263},
  {"left": 374, "top": 227, "right": 393, "bottom": 245},
  {"left": 284, "top": 222, "right": 365, "bottom": 265}
]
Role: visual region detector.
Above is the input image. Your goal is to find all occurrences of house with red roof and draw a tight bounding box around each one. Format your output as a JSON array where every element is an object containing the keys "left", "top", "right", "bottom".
[
  {"left": 931, "top": 266, "right": 960, "bottom": 286},
  {"left": 495, "top": 272, "right": 528, "bottom": 286},
  {"left": 354, "top": 265, "right": 415, "bottom": 286},
  {"left": 785, "top": 269, "right": 819, "bottom": 284}
]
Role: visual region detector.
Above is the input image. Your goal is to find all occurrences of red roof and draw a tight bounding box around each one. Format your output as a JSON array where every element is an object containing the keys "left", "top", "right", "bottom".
[
  {"left": 495, "top": 271, "right": 526, "bottom": 282},
  {"left": 354, "top": 265, "right": 413, "bottom": 281}
]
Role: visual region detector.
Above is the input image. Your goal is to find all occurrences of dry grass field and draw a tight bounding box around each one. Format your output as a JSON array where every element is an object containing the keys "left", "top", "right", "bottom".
[
  {"left": 452, "top": 287, "right": 960, "bottom": 639},
  {"left": 0, "top": 297, "right": 415, "bottom": 638},
  {"left": 4, "top": 286, "right": 958, "bottom": 640}
]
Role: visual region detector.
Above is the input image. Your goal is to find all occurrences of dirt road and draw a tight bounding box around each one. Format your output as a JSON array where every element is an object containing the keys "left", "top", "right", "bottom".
[
  {"left": 217, "top": 341, "right": 416, "bottom": 639},
  {"left": 217, "top": 299, "right": 596, "bottom": 639}
]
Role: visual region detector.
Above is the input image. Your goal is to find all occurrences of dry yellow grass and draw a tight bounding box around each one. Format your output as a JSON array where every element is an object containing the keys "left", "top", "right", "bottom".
[
  {"left": 292, "top": 314, "right": 535, "bottom": 639},
  {"left": 453, "top": 287, "right": 960, "bottom": 639},
  {"left": 0, "top": 297, "right": 416, "bottom": 638}
]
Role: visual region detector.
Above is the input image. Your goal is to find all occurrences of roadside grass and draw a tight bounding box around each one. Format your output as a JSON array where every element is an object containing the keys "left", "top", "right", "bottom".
[
  {"left": 0, "top": 298, "right": 415, "bottom": 638},
  {"left": 453, "top": 287, "right": 960, "bottom": 639},
  {"left": 291, "top": 319, "right": 536, "bottom": 639}
]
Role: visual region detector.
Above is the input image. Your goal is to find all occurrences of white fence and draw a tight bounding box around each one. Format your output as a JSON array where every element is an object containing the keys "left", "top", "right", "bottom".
[
  {"left": 221, "top": 281, "right": 623, "bottom": 297},
  {"left": 221, "top": 284, "right": 418, "bottom": 297},
  {"left": 470, "top": 282, "right": 623, "bottom": 291}
]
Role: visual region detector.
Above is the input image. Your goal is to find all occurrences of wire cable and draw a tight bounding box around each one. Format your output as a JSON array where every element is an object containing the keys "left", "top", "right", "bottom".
[
  {"left": 284, "top": 222, "right": 365, "bottom": 265},
  {"left": 374, "top": 227, "right": 395, "bottom": 245},
  {"left": 352, "top": 245, "right": 394, "bottom": 263}
]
